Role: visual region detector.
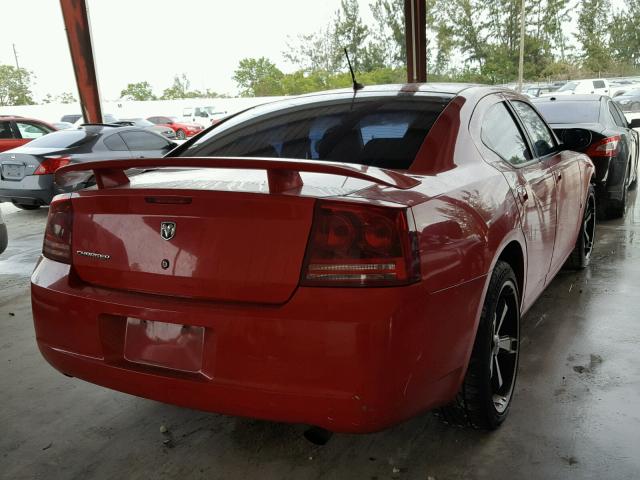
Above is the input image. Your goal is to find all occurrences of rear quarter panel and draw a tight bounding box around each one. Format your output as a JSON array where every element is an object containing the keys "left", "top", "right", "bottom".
[{"left": 372, "top": 91, "right": 526, "bottom": 407}]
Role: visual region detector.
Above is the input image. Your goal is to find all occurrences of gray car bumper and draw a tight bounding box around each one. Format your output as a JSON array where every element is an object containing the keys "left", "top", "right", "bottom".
[{"left": 0, "top": 174, "right": 57, "bottom": 206}]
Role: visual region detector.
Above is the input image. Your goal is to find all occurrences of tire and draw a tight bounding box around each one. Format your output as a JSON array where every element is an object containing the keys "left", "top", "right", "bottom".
[
  {"left": 567, "top": 185, "right": 596, "bottom": 269},
  {"left": 606, "top": 166, "right": 629, "bottom": 219},
  {"left": 176, "top": 129, "right": 186, "bottom": 140},
  {"left": 437, "top": 261, "right": 520, "bottom": 429},
  {"left": 13, "top": 203, "right": 40, "bottom": 210}
]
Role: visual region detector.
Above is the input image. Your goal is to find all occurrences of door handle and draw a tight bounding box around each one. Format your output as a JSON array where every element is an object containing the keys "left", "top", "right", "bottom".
[
  {"left": 516, "top": 185, "right": 528, "bottom": 202},
  {"left": 557, "top": 172, "right": 562, "bottom": 181}
]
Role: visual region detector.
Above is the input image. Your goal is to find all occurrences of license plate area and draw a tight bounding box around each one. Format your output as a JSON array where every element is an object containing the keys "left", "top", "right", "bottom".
[
  {"left": 124, "top": 318, "right": 204, "bottom": 373},
  {"left": 1, "top": 163, "right": 24, "bottom": 180}
]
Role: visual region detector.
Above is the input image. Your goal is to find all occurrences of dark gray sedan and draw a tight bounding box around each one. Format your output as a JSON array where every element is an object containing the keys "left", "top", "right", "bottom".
[{"left": 0, "top": 125, "right": 177, "bottom": 209}]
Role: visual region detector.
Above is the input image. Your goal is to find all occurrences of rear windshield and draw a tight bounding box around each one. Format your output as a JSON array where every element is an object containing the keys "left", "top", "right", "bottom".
[
  {"left": 177, "top": 94, "right": 452, "bottom": 169},
  {"left": 24, "top": 130, "right": 90, "bottom": 148},
  {"left": 535, "top": 101, "right": 601, "bottom": 124}
]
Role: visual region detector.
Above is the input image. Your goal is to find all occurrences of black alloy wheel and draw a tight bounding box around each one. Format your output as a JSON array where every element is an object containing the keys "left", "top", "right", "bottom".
[
  {"left": 568, "top": 185, "right": 596, "bottom": 269},
  {"left": 437, "top": 261, "right": 520, "bottom": 429}
]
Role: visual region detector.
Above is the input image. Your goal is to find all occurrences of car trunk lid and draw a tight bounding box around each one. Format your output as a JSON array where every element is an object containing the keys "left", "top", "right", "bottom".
[
  {"left": 61, "top": 157, "right": 420, "bottom": 304},
  {"left": 71, "top": 189, "right": 315, "bottom": 304},
  {"left": 0, "top": 148, "right": 67, "bottom": 181}
]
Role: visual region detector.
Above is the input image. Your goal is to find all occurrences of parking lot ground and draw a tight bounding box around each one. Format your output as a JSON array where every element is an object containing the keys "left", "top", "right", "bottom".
[{"left": 1, "top": 193, "right": 640, "bottom": 480}]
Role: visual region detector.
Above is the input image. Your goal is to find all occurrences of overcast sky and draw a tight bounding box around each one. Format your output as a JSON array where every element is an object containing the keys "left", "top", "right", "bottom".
[
  {"left": 0, "top": 0, "right": 367, "bottom": 101},
  {"left": 0, "top": 0, "right": 627, "bottom": 102}
]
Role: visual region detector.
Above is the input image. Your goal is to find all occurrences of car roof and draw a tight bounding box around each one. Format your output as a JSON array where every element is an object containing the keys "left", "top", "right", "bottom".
[
  {"left": 292, "top": 83, "right": 481, "bottom": 99},
  {"left": 77, "top": 124, "right": 150, "bottom": 134},
  {"left": 532, "top": 94, "right": 606, "bottom": 103},
  {"left": 0, "top": 115, "right": 51, "bottom": 123}
]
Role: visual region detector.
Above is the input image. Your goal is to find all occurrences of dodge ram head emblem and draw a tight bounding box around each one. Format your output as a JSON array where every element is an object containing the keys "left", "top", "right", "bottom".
[{"left": 160, "top": 221, "right": 176, "bottom": 241}]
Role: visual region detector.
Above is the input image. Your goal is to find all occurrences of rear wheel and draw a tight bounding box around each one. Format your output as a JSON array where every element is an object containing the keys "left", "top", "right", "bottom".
[
  {"left": 13, "top": 203, "right": 40, "bottom": 210},
  {"left": 437, "top": 261, "right": 520, "bottom": 429},
  {"left": 176, "top": 129, "right": 186, "bottom": 140},
  {"left": 607, "top": 168, "right": 629, "bottom": 219},
  {"left": 567, "top": 185, "right": 596, "bottom": 269}
]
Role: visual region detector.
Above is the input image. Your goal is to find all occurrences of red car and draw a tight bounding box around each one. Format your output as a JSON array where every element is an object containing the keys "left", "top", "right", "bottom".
[
  {"left": 32, "top": 85, "right": 595, "bottom": 434},
  {"left": 146, "top": 116, "right": 203, "bottom": 140},
  {"left": 0, "top": 116, "right": 56, "bottom": 153}
]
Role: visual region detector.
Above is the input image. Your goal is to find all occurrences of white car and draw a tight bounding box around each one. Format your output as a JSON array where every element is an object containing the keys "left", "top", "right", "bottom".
[
  {"left": 182, "top": 106, "right": 227, "bottom": 127},
  {"left": 546, "top": 78, "right": 610, "bottom": 96}
]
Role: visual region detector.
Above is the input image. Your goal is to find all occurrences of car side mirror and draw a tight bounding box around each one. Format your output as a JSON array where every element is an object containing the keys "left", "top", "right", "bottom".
[
  {"left": 629, "top": 118, "right": 640, "bottom": 129},
  {"left": 559, "top": 128, "right": 593, "bottom": 151}
]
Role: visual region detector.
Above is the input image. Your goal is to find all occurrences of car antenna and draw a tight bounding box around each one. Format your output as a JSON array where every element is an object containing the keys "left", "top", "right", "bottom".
[{"left": 344, "top": 48, "right": 364, "bottom": 92}]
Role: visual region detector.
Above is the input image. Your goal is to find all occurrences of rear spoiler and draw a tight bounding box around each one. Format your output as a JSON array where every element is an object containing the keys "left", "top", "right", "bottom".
[{"left": 55, "top": 157, "right": 420, "bottom": 192}]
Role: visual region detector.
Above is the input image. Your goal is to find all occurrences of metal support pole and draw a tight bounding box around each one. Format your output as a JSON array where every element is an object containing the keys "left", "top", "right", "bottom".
[
  {"left": 404, "top": 0, "right": 427, "bottom": 83},
  {"left": 517, "top": 0, "right": 526, "bottom": 93},
  {"left": 59, "top": 0, "right": 102, "bottom": 123}
]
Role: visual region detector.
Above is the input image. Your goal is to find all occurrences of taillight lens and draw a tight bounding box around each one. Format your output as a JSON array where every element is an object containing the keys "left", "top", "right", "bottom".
[
  {"left": 586, "top": 136, "right": 621, "bottom": 158},
  {"left": 34, "top": 156, "right": 71, "bottom": 175},
  {"left": 301, "top": 201, "right": 420, "bottom": 286},
  {"left": 43, "top": 196, "right": 73, "bottom": 264}
]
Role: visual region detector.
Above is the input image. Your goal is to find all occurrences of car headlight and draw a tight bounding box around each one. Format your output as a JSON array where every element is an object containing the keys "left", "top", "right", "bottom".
[{"left": 618, "top": 99, "right": 630, "bottom": 104}]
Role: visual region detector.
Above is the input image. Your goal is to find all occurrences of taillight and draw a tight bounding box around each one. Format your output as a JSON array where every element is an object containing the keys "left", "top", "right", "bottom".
[
  {"left": 586, "top": 136, "right": 621, "bottom": 157},
  {"left": 34, "top": 156, "right": 71, "bottom": 175},
  {"left": 43, "top": 196, "right": 73, "bottom": 264},
  {"left": 301, "top": 201, "right": 420, "bottom": 287}
]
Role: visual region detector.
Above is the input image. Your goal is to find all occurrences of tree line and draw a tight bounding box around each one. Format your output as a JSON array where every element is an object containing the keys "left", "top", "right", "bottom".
[
  {"left": 233, "top": 0, "right": 640, "bottom": 96},
  {"left": 2, "top": 0, "right": 639, "bottom": 106}
]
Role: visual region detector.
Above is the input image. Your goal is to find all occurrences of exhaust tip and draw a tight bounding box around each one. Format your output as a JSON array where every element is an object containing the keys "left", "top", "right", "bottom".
[{"left": 303, "top": 426, "right": 333, "bottom": 445}]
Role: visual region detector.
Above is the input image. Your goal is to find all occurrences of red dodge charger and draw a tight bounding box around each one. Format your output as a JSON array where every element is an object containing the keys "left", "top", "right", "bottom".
[{"left": 32, "top": 84, "right": 595, "bottom": 433}]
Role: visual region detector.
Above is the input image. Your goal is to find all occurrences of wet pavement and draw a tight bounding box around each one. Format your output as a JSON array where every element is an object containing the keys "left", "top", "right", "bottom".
[{"left": 1, "top": 193, "right": 639, "bottom": 480}]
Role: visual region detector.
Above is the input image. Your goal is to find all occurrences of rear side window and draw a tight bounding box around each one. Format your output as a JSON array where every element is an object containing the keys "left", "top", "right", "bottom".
[
  {"left": 104, "top": 133, "right": 128, "bottom": 151},
  {"left": 608, "top": 102, "right": 627, "bottom": 128},
  {"left": 534, "top": 100, "right": 601, "bottom": 124},
  {"left": 0, "top": 121, "right": 13, "bottom": 139},
  {"left": 511, "top": 101, "right": 556, "bottom": 157},
  {"left": 593, "top": 80, "right": 606, "bottom": 89},
  {"left": 121, "top": 131, "right": 170, "bottom": 151},
  {"left": 178, "top": 95, "right": 452, "bottom": 169},
  {"left": 481, "top": 103, "right": 531, "bottom": 166}
]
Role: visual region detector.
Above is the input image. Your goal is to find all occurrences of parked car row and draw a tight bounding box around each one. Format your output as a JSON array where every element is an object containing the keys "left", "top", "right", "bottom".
[
  {"left": 114, "top": 118, "right": 177, "bottom": 139},
  {"left": 0, "top": 116, "right": 57, "bottom": 153},
  {"left": 147, "top": 116, "right": 204, "bottom": 139},
  {"left": 0, "top": 124, "right": 176, "bottom": 209},
  {"left": 0, "top": 108, "right": 212, "bottom": 210},
  {"left": 31, "top": 84, "right": 603, "bottom": 436}
]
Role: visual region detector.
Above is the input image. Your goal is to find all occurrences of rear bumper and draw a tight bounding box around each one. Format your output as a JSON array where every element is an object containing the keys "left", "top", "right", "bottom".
[
  {"left": 591, "top": 155, "right": 627, "bottom": 201},
  {"left": 31, "top": 258, "right": 486, "bottom": 433},
  {"left": 0, "top": 174, "right": 56, "bottom": 205}
]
